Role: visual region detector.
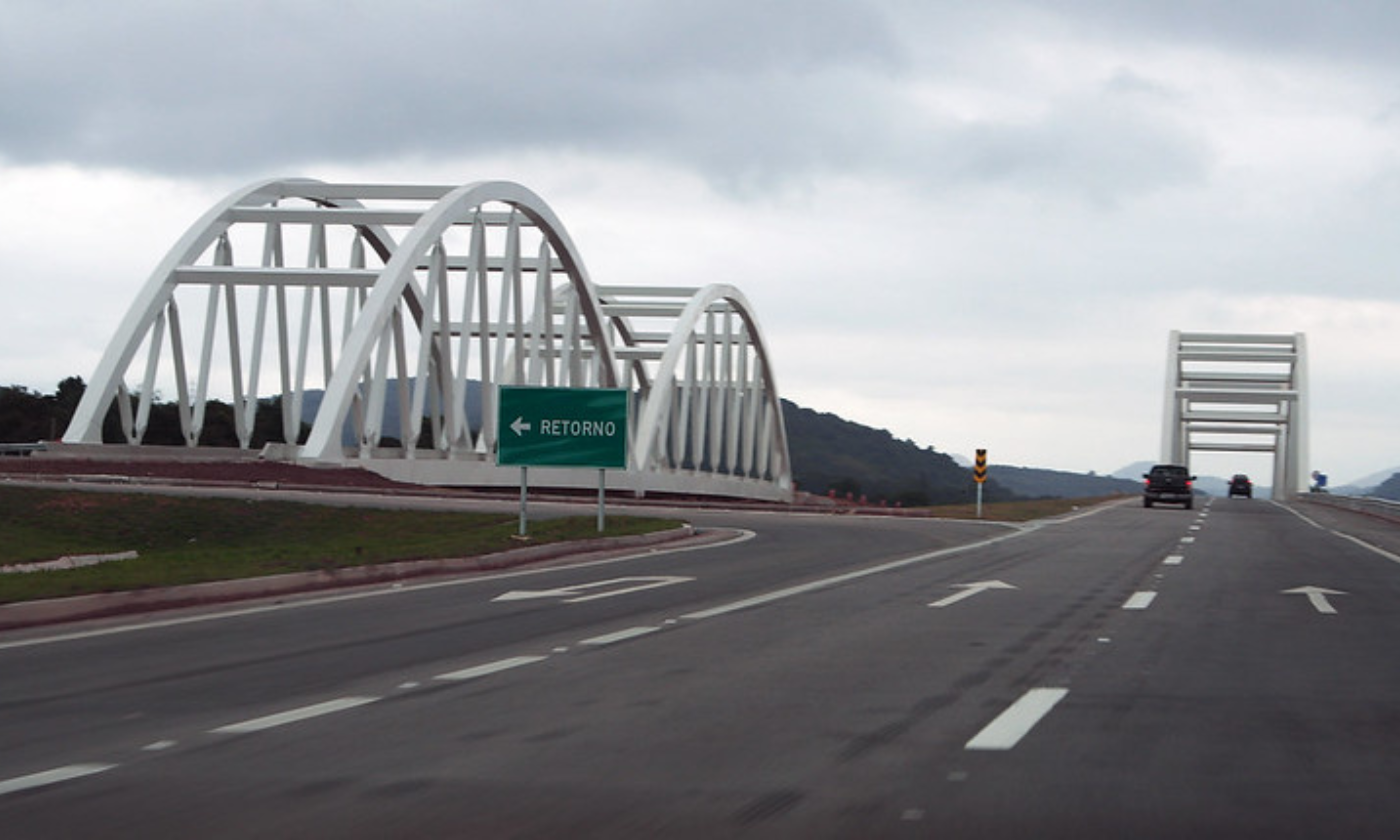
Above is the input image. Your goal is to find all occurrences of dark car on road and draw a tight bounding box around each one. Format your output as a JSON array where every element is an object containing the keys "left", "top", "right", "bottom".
[
  {"left": 1228, "top": 474, "right": 1253, "bottom": 498},
  {"left": 1143, "top": 464, "right": 1196, "bottom": 509}
]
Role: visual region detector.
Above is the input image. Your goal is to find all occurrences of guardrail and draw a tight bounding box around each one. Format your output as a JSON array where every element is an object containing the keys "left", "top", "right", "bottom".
[
  {"left": 0, "top": 442, "right": 47, "bottom": 457},
  {"left": 1295, "top": 492, "right": 1400, "bottom": 525}
]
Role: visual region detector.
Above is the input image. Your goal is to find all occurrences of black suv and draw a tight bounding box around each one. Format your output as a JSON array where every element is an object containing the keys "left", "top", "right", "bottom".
[
  {"left": 1143, "top": 464, "right": 1196, "bottom": 509},
  {"left": 1228, "top": 474, "right": 1253, "bottom": 498}
]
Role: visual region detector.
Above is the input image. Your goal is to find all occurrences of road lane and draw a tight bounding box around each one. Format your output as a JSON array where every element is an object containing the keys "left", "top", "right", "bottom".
[
  {"left": 0, "top": 510, "right": 1007, "bottom": 786},
  {"left": 939, "top": 497, "right": 1400, "bottom": 838},
  {"left": 3, "top": 497, "right": 1398, "bottom": 837}
]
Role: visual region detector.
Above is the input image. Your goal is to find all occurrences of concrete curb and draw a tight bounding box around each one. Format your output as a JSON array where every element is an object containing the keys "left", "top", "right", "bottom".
[{"left": 0, "top": 525, "right": 703, "bottom": 631}]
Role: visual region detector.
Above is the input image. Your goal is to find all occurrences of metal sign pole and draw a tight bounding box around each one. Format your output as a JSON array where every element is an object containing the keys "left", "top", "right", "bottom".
[
  {"left": 518, "top": 466, "right": 529, "bottom": 536},
  {"left": 976, "top": 482, "right": 983, "bottom": 519},
  {"left": 597, "top": 468, "right": 606, "bottom": 533}
]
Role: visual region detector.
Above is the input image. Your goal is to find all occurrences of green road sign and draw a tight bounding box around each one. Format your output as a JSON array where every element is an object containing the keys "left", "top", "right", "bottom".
[{"left": 497, "top": 386, "right": 629, "bottom": 469}]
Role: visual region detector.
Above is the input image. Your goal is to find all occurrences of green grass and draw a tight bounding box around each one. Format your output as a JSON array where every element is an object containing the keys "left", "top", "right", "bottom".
[
  {"left": 0, "top": 486, "right": 682, "bottom": 605},
  {"left": 922, "top": 494, "right": 1129, "bottom": 522}
]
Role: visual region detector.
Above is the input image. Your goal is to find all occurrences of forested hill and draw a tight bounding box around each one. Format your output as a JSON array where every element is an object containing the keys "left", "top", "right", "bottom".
[
  {"left": 781, "top": 400, "right": 1002, "bottom": 506},
  {"left": 780, "top": 401, "right": 1137, "bottom": 505},
  {"left": 978, "top": 463, "right": 1141, "bottom": 500},
  {"left": 3, "top": 381, "right": 1138, "bottom": 503}
]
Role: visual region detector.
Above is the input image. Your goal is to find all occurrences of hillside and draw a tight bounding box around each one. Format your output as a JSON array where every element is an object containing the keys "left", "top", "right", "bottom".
[
  {"left": 780, "top": 401, "right": 1135, "bottom": 504},
  {"left": 1374, "top": 473, "right": 1400, "bottom": 501},
  {"left": 984, "top": 464, "right": 1140, "bottom": 499},
  {"left": 4, "top": 380, "right": 1159, "bottom": 503}
]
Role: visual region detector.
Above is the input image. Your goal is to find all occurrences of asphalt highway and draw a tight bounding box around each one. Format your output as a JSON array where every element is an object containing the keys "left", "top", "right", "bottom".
[{"left": 2, "top": 496, "right": 1398, "bottom": 838}]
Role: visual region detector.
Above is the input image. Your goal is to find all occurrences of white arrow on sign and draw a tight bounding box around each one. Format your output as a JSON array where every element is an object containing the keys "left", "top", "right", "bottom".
[
  {"left": 1282, "top": 586, "right": 1346, "bottom": 615},
  {"left": 493, "top": 576, "right": 694, "bottom": 604},
  {"left": 929, "top": 580, "right": 1017, "bottom": 608},
  {"left": 509, "top": 416, "right": 532, "bottom": 436}
]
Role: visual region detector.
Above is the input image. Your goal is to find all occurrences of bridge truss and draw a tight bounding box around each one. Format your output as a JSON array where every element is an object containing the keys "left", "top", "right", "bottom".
[
  {"left": 1160, "top": 331, "right": 1309, "bottom": 498},
  {"left": 63, "top": 179, "right": 792, "bottom": 501}
]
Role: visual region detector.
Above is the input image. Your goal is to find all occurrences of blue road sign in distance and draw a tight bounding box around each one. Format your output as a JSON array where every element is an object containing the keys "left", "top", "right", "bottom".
[{"left": 497, "top": 386, "right": 629, "bottom": 469}]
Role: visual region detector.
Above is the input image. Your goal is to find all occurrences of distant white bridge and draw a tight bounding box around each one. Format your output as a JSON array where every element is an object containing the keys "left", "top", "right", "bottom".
[
  {"left": 1160, "top": 330, "right": 1309, "bottom": 498},
  {"left": 63, "top": 179, "right": 792, "bottom": 501}
]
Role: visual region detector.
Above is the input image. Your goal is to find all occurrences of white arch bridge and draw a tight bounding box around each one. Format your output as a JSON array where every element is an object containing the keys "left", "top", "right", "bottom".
[{"left": 63, "top": 179, "right": 793, "bottom": 502}]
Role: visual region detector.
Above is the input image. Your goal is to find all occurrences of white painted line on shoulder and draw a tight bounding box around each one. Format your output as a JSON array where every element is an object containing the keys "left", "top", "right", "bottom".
[
  {"left": 435, "top": 655, "right": 548, "bottom": 682},
  {"left": 1163, "top": 554, "right": 1184, "bottom": 565},
  {"left": 966, "top": 688, "right": 1069, "bottom": 750},
  {"left": 0, "top": 530, "right": 754, "bottom": 653},
  {"left": 1330, "top": 531, "right": 1400, "bottom": 565},
  {"left": 211, "top": 696, "right": 379, "bottom": 734},
  {"left": 0, "top": 763, "right": 117, "bottom": 797},
  {"left": 1122, "top": 591, "right": 1157, "bottom": 610},
  {"left": 579, "top": 626, "right": 661, "bottom": 646}
]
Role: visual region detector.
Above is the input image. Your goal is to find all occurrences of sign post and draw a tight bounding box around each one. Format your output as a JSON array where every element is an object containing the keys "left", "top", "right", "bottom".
[
  {"left": 973, "top": 448, "right": 988, "bottom": 518},
  {"left": 497, "top": 386, "right": 629, "bottom": 535}
]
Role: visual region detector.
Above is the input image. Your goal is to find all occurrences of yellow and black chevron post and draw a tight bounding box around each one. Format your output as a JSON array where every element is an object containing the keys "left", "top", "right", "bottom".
[{"left": 974, "top": 448, "right": 987, "bottom": 518}]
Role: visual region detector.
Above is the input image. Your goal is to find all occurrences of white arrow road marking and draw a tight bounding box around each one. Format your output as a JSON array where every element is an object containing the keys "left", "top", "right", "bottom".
[
  {"left": 928, "top": 580, "right": 1016, "bottom": 608},
  {"left": 1282, "top": 586, "right": 1346, "bottom": 615},
  {"left": 510, "top": 416, "right": 531, "bottom": 436},
  {"left": 493, "top": 576, "right": 694, "bottom": 603}
]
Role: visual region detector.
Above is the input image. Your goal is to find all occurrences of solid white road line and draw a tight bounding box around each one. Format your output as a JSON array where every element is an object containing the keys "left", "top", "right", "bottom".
[
  {"left": 966, "top": 688, "right": 1069, "bottom": 750},
  {"left": 579, "top": 626, "right": 660, "bottom": 646},
  {"left": 211, "top": 696, "right": 379, "bottom": 734},
  {"left": 1122, "top": 591, "right": 1157, "bottom": 610},
  {"left": 435, "top": 655, "right": 548, "bottom": 682},
  {"left": 0, "top": 763, "right": 117, "bottom": 797}
]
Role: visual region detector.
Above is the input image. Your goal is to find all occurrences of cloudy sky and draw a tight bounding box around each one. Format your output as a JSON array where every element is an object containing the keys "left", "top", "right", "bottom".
[{"left": 3, "top": 0, "right": 1398, "bottom": 486}]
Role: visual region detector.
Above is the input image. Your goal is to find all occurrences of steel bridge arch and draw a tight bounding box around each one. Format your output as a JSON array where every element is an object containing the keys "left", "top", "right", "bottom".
[{"left": 62, "top": 179, "right": 792, "bottom": 501}]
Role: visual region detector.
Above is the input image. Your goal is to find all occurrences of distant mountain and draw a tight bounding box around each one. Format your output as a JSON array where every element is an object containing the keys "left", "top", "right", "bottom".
[
  {"left": 1333, "top": 466, "right": 1400, "bottom": 496},
  {"left": 1373, "top": 473, "right": 1400, "bottom": 501}
]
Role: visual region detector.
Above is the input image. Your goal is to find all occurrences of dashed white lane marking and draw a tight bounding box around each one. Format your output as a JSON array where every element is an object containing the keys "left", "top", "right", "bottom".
[
  {"left": 211, "top": 696, "right": 379, "bottom": 735},
  {"left": 434, "top": 655, "right": 548, "bottom": 682},
  {"left": 142, "top": 740, "right": 177, "bottom": 752},
  {"left": 0, "top": 763, "right": 117, "bottom": 797},
  {"left": 1122, "top": 591, "right": 1157, "bottom": 610},
  {"left": 579, "top": 626, "right": 661, "bottom": 646},
  {"left": 1163, "top": 554, "right": 1184, "bottom": 565},
  {"left": 1179, "top": 536, "right": 1196, "bottom": 544},
  {"left": 966, "top": 688, "right": 1069, "bottom": 750}
]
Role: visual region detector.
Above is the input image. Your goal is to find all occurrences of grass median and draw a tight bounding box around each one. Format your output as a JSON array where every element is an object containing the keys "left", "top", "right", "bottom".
[{"left": 0, "top": 486, "right": 683, "bottom": 605}]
